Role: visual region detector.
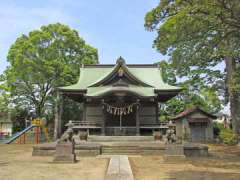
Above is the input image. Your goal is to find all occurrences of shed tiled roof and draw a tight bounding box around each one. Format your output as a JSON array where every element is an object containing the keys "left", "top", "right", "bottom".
[{"left": 172, "top": 107, "right": 217, "bottom": 120}]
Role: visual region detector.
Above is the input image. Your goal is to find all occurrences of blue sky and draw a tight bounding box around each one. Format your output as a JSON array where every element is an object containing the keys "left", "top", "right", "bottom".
[
  {"left": 0, "top": 0, "right": 163, "bottom": 74},
  {"left": 0, "top": 1, "right": 229, "bottom": 113}
]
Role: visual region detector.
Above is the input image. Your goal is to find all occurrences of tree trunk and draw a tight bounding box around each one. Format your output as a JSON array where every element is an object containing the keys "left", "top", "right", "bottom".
[
  {"left": 230, "top": 93, "right": 240, "bottom": 134},
  {"left": 35, "top": 104, "right": 43, "bottom": 118},
  {"left": 225, "top": 57, "right": 240, "bottom": 135}
]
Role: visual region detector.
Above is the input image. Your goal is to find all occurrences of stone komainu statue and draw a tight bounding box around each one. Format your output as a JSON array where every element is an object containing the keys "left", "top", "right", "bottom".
[
  {"left": 59, "top": 121, "right": 74, "bottom": 143},
  {"left": 166, "top": 128, "right": 176, "bottom": 144},
  {"left": 59, "top": 128, "right": 74, "bottom": 143}
]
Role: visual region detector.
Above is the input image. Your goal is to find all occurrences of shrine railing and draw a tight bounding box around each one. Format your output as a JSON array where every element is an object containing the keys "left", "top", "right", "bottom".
[
  {"left": 69, "top": 121, "right": 168, "bottom": 128},
  {"left": 140, "top": 122, "right": 168, "bottom": 126},
  {"left": 70, "top": 120, "right": 102, "bottom": 127}
]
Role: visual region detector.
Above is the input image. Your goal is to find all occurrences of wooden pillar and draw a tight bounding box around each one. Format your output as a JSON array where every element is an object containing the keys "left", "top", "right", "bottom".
[
  {"left": 82, "top": 101, "right": 87, "bottom": 134},
  {"left": 82, "top": 101, "right": 86, "bottom": 121},
  {"left": 54, "top": 91, "right": 59, "bottom": 140},
  {"left": 54, "top": 90, "right": 63, "bottom": 140},
  {"left": 101, "top": 99, "right": 106, "bottom": 135},
  {"left": 156, "top": 102, "right": 159, "bottom": 123},
  {"left": 59, "top": 94, "right": 63, "bottom": 136},
  {"left": 136, "top": 99, "right": 140, "bottom": 136}
]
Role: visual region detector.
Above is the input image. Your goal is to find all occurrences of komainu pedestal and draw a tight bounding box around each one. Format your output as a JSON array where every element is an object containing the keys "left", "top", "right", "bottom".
[
  {"left": 164, "top": 144, "right": 186, "bottom": 162},
  {"left": 53, "top": 141, "right": 76, "bottom": 163},
  {"left": 53, "top": 121, "right": 76, "bottom": 163}
]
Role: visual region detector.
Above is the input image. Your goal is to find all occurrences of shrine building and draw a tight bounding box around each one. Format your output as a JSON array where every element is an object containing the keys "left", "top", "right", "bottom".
[{"left": 55, "top": 57, "right": 181, "bottom": 137}]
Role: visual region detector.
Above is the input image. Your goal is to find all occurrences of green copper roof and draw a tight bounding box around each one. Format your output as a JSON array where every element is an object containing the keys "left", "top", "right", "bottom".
[
  {"left": 87, "top": 86, "right": 155, "bottom": 97},
  {"left": 59, "top": 58, "right": 181, "bottom": 97}
]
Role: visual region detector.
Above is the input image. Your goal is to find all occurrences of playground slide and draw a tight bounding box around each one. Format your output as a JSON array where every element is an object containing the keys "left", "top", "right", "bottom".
[{"left": 4, "top": 125, "right": 36, "bottom": 144}]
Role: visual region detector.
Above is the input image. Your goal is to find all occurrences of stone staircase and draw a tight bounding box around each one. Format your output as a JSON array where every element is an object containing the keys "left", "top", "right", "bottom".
[
  {"left": 88, "top": 135, "right": 154, "bottom": 142},
  {"left": 88, "top": 135, "right": 159, "bottom": 155},
  {"left": 101, "top": 145, "right": 140, "bottom": 155}
]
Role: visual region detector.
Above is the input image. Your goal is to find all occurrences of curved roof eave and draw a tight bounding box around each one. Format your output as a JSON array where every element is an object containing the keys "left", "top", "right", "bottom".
[
  {"left": 87, "top": 86, "right": 156, "bottom": 98},
  {"left": 87, "top": 89, "right": 155, "bottom": 98}
]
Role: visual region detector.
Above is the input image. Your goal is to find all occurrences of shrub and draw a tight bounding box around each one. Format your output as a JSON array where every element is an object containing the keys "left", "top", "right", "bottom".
[
  {"left": 213, "top": 122, "right": 224, "bottom": 138},
  {"left": 219, "top": 128, "right": 238, "bottom": 145}
]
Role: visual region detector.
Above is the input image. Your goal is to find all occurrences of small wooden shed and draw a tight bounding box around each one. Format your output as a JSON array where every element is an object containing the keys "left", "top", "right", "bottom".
[{"left": 172, "top": 107, "right": 216, "bottom": 142}]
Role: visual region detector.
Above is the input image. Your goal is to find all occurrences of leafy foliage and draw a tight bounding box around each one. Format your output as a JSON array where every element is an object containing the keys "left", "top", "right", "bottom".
[
  {"left": 219, "top": 128, "right": 238, "bottom": 145},
  {"left": 61, "top": 98, "right": 83, "bottom": 132},
  {"left": 157, "top": 60, "right": 222, "bottom": 121},
  {"left": 145, "top": 0, "right": 240, "bottom": 133},
  {"left": 2, "top": 23, "right": 98, "bottom": 119},
  {"left": 213, "top": 122, "right": 237, "bottom": 145},
  {"left": 145, "top": 0, "right": 240, "bottom": 60},
  {"left": 10, "top": 107, "right": 29, "bottom": 133},
  {"left": 213, "top": 122, "right": 224, "bottom": 138},
  {"left": 0, "top": 93, "right": 10, "bottom": 113}
]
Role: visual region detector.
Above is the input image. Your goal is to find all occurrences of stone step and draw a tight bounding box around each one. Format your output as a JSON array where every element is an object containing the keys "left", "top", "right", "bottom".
[
  {"left": 102, "top": 150, "right": 140, "bottom": 152},
  {"left": 88, "top": 135, "right": 154, "bottom": 142},
  {"left": 102, "top": 146, "right": 139, "bottom": 149},
  {"left": 101, "top": 146, "right": 141, "bottom": 155},
  {"left": 102, "top": 152, "right": 140, "bottom": 155},
  {"left": 103, "top": 150, "right": 139, "bottom": 152},
  {"left": 102, "top": 148, "right": 140, "bottom": 151},
  {"left": 102, "top": 150, "right": 141, "bottom": 155},
  {"left": 103, "top": 149, "right": 139, "bottom": 152}
]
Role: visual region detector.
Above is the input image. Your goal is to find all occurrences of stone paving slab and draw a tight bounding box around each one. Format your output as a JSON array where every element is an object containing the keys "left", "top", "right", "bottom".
[
  {"left": 105, "top": 155, "right": 134, "bottom": 180},
  {"left": 107, "top": 156, "right": 119, "bottom": 175}
]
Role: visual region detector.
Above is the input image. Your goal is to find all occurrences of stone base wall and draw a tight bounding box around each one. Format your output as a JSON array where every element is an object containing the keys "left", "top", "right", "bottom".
[{"left": 32, "top": 143, "right": 208, "bottom": 157}]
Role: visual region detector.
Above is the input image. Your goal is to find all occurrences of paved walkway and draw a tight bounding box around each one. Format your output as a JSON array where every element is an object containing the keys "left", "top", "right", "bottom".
[{"left": 105, "top": 155, "right": 134, "bottom": 180}]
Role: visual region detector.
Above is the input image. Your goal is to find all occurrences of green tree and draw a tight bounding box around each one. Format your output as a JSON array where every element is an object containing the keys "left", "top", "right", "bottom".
[
  {"left": 0, "top": 90, "right": 29, "bottom": 133},
  {"left": 158, "top": 60, "right": 222, "bottom": 121},
  {"left": 0, "top": 93, "right": 9, "bottom": 113},
  {"left": 145, "top": 0, "right": 240, "bottom": 134},
  {"left": 2, "top": 23, "right": 98, "bottom": 119}
]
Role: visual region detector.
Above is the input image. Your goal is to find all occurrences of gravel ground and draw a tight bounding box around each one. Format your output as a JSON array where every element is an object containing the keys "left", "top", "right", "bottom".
[
  {"left": 130, "top": 144, "right": 240, "bottom": 180},
  {"left": 1, "top": 144, "right": 240, "bottom": 180},
  {"left": 0, "top": 144, "right": 108, "bottom": 180}
]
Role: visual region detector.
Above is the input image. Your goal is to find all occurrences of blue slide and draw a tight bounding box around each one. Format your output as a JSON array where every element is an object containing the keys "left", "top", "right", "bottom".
[{"left": 4, "top": 125, "right": 36, "bottom": 144}]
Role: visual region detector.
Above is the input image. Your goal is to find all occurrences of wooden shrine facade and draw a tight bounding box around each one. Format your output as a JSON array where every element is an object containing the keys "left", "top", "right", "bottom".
[{"left": 54, "top": 57, "right": 181, "bottom": 137}]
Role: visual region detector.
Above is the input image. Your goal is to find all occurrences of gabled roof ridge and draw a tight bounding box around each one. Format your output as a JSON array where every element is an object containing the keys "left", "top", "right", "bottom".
[
  {"left": 58, "top": 57, "right": 182, "bottom": 101},
  {"left": 84, "top": 64, "right": 158, "bottom": 68},
  {"left": 88, "top": 57, "right": 153, "bottom": 88}
]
